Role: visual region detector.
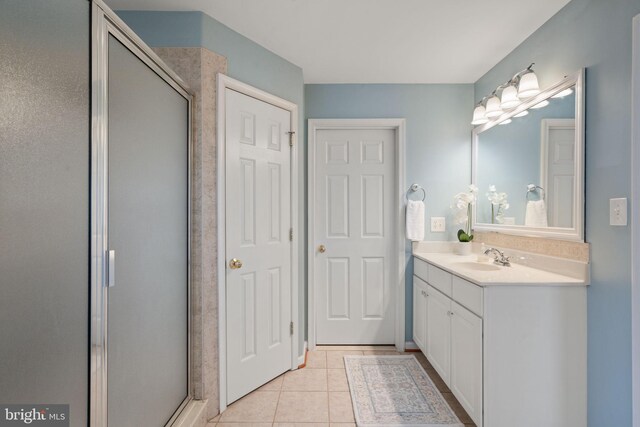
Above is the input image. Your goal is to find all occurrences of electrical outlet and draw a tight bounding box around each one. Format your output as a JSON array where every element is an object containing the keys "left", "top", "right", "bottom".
[
  {"left": 431, "top": 217, "right": 446, "bottom": 232},
  {"left": 610, "top": 198, "right": 628, "bottom": 226}
]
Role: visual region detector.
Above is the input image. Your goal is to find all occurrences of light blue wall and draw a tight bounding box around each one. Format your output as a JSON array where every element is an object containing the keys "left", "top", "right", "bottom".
[
  {"left": 117, "top": 10, "right": 307, "bottom": 355},
  {"left": 305, "top": 84, "right": 474, "bottom": 340},
  {"left": 475, "top": 0, "right": 640, "bottom": 425}
]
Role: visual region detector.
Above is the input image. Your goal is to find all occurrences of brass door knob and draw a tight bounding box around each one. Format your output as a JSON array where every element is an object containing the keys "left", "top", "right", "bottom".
[
  {"left": 318, "top": 245, "right": 326, "bottom": 253},
  {"left": 229, "top": 258, "right": 243, "bottom": 269}
]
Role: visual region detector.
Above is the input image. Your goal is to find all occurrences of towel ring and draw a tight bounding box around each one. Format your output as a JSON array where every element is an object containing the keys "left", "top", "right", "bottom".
[
  {"left": 406, "top": 183, "right": 426, "bottom": 202},
  {"left": 526, "top": 184, "right": 545, "bottom": 201}
]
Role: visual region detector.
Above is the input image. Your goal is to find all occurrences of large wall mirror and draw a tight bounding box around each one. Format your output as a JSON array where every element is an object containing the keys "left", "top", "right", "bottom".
[{"left": 472, "top": 69, "right": 585, "bottom": 241}]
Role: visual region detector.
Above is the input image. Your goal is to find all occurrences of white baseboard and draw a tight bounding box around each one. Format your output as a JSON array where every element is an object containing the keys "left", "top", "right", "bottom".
[
  {"left": 404, "top": 341, "right": 420, "bottom": 351},
  {"left": 297, "top": 341, "right": 308, "bottom": 366}
]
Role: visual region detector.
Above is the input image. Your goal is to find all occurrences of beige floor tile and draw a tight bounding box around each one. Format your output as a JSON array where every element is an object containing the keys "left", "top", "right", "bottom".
[
  {"left": 219, "top": 391, "right": 279, "bottom": 422},
  {"left": 328, "top": 392, "right": 355, "bottom": 423},
  {"left": 275, "top": 391, "right": 329, "bottom": 422},
  {"left": 330, "top": 424, "right": 356, "bottom": 427},
  {"left": 274, "top": 423, "right": 329, "bottom": 427},
  {"left": 205, "top": 423, "right": 216, "bottom": 427},
  {"left": 305, "top": 350, "right": 327, "bottom": 369},
  {"left": 209, "top": 413, "right": 221, "bottom": 422},
  {"left": 442, "top": 392, "right": 474, "bottom": 425},
  {"left": 326, "top": 351, "right": 363, "bottom": 368},
  {"left": 327, "top": 369, "right": 349, "bottom": 392},
  {"left": 282, "top": 368, "right": 328, "bottom": 391},
  {"left": 258, "top": 374, "right": 285, "bottom": 391},
  {"left": 317, "top": 345, "right": 395, "bottom": 351},
  {"left": 216, "top": 423, "right": 272, "bottom": 427}
]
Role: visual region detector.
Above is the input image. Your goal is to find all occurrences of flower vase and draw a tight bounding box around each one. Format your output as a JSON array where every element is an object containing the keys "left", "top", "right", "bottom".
[{"left": 454, "top": 241, "right": 472, "bottom": 256}]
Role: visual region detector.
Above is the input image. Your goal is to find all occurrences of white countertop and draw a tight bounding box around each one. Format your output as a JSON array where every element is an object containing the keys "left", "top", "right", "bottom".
[{"left": 413, "top": 251, "right": 588, "bottom": 287}]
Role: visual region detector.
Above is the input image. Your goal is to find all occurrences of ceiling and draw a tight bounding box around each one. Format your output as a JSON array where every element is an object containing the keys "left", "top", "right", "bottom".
[{"left": 106, "top": 0, "right": 571, "bottom": 84}]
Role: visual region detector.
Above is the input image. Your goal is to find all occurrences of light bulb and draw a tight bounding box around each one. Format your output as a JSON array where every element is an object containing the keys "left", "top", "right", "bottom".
[
  {"left": 499, "top": 119, "right": 512, "bottom": 126},
  {"left": 514, "top": 110, "right": 529, "bottom": 118}
]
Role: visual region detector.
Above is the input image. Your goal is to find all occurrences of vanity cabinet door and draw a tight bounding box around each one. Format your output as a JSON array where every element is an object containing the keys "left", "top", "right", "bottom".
[
  {"left": 451, "top": 301, "right": 483, "bottom": 427},
  {"left": 413, "top": 276, "right": 428, "bottom": 352},
  {"left": 426, "top": 285, "right": 451, "bottom": 385}
]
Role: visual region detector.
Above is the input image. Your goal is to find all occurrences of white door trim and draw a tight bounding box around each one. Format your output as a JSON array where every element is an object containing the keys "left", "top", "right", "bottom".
[
  {"left": 217, "top": 74, "right": 299, "bottom": 412},
  {"left": 307, "top": 118, "right": 406, "bottom": 351},
  {"left": 632, "top": 13, "right": 640, "bottom": 427}
]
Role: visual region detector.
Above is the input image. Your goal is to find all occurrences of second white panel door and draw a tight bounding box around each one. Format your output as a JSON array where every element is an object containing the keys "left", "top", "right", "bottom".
[{"left": 314, "top": 127, "right": 395, "bottom": 344}]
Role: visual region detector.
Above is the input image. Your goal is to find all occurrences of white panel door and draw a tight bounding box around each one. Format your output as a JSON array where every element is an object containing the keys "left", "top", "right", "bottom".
[
  {"left": 225, "top": 88, "right": 292, "bottom": 403},
  {"left": 315, "top": 128, "right": 395, "bottom": 344},
  {"left": 542, "top": 119, "right": 575, "bottom": 228},
  {"left": 413, "top": 276, "right": 428, "bottom": 353},
  {"left": 426, "top": 285, "right": 451, "bottom": 385},
  {"left": 451, "top": 301, "right": 483, "bottom": 427}
]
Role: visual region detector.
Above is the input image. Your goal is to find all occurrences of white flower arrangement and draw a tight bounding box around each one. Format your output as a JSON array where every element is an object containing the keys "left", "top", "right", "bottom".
[
  {"left": 451, "top": 184, "right": 478, "bottom": 242},
  {"left": 486, "top": 185, "right": 509, "bottom": 224}
]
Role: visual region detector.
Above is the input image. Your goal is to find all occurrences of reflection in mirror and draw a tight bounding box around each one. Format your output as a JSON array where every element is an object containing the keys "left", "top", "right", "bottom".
[
  {"left": 472, "top": 69, "right": 584, "bottom": 241},
  {"left": 476, "top": 89, "right": 575, "bottom": 227}
]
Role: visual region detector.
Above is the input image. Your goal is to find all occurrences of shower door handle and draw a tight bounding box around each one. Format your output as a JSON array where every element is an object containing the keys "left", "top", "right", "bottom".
[{"left": 107, "top": 250, "right": 116, "bottom": 288}]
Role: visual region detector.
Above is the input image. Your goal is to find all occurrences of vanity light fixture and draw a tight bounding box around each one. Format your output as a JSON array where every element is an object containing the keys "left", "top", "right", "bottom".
[
  {"left": 514, "top": 110, "right": 529, "bottom": 118},
  {"left": 499, "top": 119, "right": 512, "bottom": 125},
  {"left": 472, "top": 63, "right": 541, "bottom": 126}
]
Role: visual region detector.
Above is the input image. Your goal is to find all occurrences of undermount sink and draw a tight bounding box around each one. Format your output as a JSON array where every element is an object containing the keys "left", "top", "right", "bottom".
[{"left": 452, "top": 261, "right": 501, "bottom": 272}]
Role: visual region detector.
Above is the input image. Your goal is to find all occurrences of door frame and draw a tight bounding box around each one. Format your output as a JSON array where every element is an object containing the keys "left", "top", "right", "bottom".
[
  {"left": 632, "top": 13, "right": 640, "bottom": 427},
  {"left": 217, "top": 74, "right": 299, "bottom": 411},
  {"left": 307, "top": 119, "right": 407, "bottom": 351},
  {"left": 90, "top": 1, "right": 194, "bottom": 426}
]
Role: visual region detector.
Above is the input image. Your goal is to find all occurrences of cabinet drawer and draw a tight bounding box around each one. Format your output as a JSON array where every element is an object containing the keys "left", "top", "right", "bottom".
[
  {"left": 452, "top": 276, "right": 483, "bottom": 317},
  {"left": 414, "top": 257, "right": 429, "bottom": 282},
  {"left": 428, "top": 264, "right": 452, "bottom": 297}
]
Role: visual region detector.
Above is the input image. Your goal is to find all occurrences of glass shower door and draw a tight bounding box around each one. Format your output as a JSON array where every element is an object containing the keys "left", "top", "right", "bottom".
[{"left": 106, "top": 34, "right": 189, "bottom": 427}]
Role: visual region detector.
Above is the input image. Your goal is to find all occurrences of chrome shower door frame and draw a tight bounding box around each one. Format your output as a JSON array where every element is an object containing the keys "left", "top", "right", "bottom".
[{"left": 90, "top": 2, "right": 194, "bottom": 426}]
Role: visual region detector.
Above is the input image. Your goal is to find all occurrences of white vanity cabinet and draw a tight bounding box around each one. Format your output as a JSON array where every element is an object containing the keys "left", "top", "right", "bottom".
[
  {"left": 412, "top": 277, "right": 428, "bottom": 351},
  {"left": 412, "top": 255, "right": 587, "bottom": 427}
]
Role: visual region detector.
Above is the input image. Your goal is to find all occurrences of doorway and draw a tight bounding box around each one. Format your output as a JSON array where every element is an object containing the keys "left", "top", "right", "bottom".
[
  {"left": 217, "top": 75, "right": 300, "bottom": 410},
  {"left": 307, "top": 119, "right": 406, "bottom": 350}
]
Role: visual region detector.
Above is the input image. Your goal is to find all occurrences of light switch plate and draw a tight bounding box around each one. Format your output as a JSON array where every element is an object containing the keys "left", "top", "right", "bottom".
[
  {"left": 431, "top": 217, "right": 446, "bottom": 232},
  {"left": 610, "top": 198, "right": 628, "bottom": 226}
]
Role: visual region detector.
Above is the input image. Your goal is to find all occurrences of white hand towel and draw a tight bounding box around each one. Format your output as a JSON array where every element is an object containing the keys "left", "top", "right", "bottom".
[
  {"left": 406, "top": 200, "right": 425, "bottom": 241},
  {"left": 525, "top": 200, "right": 548, "bottom": 227}
]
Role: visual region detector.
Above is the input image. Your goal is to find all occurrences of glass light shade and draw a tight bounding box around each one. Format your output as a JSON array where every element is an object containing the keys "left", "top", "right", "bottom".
[
  {"left": 485, "top": 95, "right": 503, "bottom": 118},
  {"left": 518, "top": 71, "right": 541, "bottom": 99},
  {"left": 514, "top": 110, "right": 529, "bottom": 118},
  {"left": 499, "top": 119, "right": 512, "bottom": 125},
  {"left": 500, "top": 85, "right": 520, "bottom": 109},
  {"left": 471, "top": 105, "right": 489, "bottom": 125},
  {"left": 552, "top": 88, "right": 573, "bottom": 98},
  {"left": 531, "top": 99, "right": 550, "bottom": 109}
]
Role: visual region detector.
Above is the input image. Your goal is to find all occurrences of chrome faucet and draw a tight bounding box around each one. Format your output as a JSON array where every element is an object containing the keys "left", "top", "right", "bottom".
[{"left": 484, "top": 247, "right": 511, "bottom": 267}]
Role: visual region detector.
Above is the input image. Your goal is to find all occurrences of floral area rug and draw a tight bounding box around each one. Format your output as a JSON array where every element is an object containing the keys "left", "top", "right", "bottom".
[{"left": 344, "top": 355, "right": 463, "bottom": 427}]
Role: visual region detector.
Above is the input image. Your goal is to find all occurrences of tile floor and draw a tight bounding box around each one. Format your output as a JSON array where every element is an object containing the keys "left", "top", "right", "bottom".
[{"left": 208, "top": 346, "right": 476, "bottom": 427}]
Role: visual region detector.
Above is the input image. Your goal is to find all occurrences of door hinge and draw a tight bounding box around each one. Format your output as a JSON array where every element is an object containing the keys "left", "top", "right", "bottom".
[
  {"left": 289, "top": 228, "right": 293, "bottom": 241},
  {"left": 287, "top": 131, "right": 295, "bottom": 147},
  {"left": 290, "top": 321, "right": 294, "bottom": 336}
]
